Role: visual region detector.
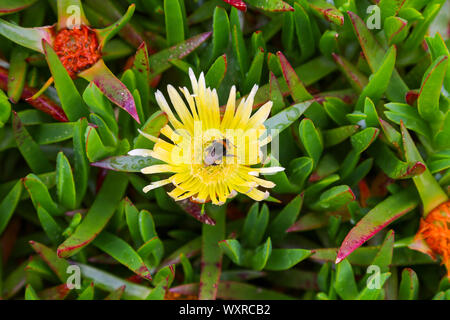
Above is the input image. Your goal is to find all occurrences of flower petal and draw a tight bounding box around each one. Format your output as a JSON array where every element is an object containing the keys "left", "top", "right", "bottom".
[
  {"left": 143, "top": 178, "right": 172, "bottom": 193},
  {"left": 128, "top": 149, "right": 153, "bottom": 157}
]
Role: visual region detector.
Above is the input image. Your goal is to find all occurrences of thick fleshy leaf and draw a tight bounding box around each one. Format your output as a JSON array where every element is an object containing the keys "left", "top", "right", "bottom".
[
  {"left": 0, "top": 67, "right": 67, "bottom": 122},
  {"left": 160, "top": 237, "right": 201, "bottom": 269},
  {"left": 210, "top": 7, "right": 229, "bottom": 63},
  {"left": 265, "top": 248, "right": 311, "bottom": 271},
  {"left": 310, "top": 185, "right": 355, "bottom": 211},
  {"left": 24, "top": 285, "right": 40, "bottom": 300},
  {"left": 384, "top": 16, "right": 408, "bottom": 45},
  {"left": 401, "top": 123, "right": 448, "bottom": 215},
  {"left": 323, "top": 97, "right": 352, "bottom": 126},
  {"left": 219, "top": 239, "right": 242, "bottom": 265},
  {"left": 222, "top": 0, "right": 247, "bottom": 12},
  {"left": 0, "top": 181, "right": 22, "bottom": 235},
  {"left": 319, "top": 30, "right": 339, "bottom": 58},
  {"left": 137, "top": 236, "right": 164, "bottom": 269},
  {"left": 398, "top": 268, "right": 419, "bottom": 300},
  {"left": 278, "top": 51, "right": 328, "bottom": 127},
  {"left": 246, "top": 0, "right": 293, "bottom": 12},
  {"left": 368, "top": 141, "right": 426, "bottom": 179},
  {"left": 134, "top": 112, "right": 168, "bottom": 149},
  {"left": 248, "top": 56, "right": 336, "bottom": 109},
  {"left": 384, "top": 103, "right": 431, "bottom": 138},
  {"left": 180, "top": 254, "right": 194, "bottom": 284},
  {"left": 77, "top": 263, "right": 151, "bottom": 299},
  {"left": 357, "top": 273, "right": 391, "bottom": 300},
  {"left": 205, "top": 55, "right": 227, "bottom": 90},
  {"left": 334, "top": 259, "right": 358, "bottom": 300},
  {"left": 323, "top": 125, "right": 359, "bottom": 147},
  {"left": 264, "top": 100, "right": 312, "bottom": 136},
  {"left": 0, "top": 88, "right": 10, "bottom": 127},
  {"left": 84, "top": 125, "right": 115, "bottom": 162},
  {"left": 241, "top": 203, "right": 269, "bottom": 248},
  {"left": 347, "top": 11, "right": 408, "bottom": 102},
  {"left": 38, "top": 284, "right": 71, "bottom": 300},
  {"left": 433, "top": 111, "right": 450, "bottom": 149},
  {"left": 123, "top": 198, "right": 142, "bottom": 247},
  {"left": 267, "top": 194, "right": 303, "bottom": 242},
  {"left": 96, "top": 4, "right": 135, "bottom": 49},
  {"left": 36, "top": 206, "right": 63, "bottom": 244},
  {"left": 12, "top": 112, "right": 53, "bottom": 174},
  {"left": 131, "top": 42, "right": 150, "bottom": 114},
  {"left": 164, "top": 0, "right": 184, "bottom": 46},
  {"left": 304, "top": 173, "right": 339, "bottom": 203},
  {"left": 251, "top": 237, "right": 272, "bottom": 271},
  {"left": 23, "top": 173, "right": 62, "bottom": 216},
  {"left": 2, "top": 260, "right": 27, "bottom": 299},
  {"left": 311, "top": 246, "right": 434, "bottom": 266},
  {"left": 0, "top": 0, "right": 38, "bottom": 15},
  {"left": 308, "top": 0, "right": 343, "bottom": 25},
  {"left": 417, "top": 55, "right": 448, "bottom": 122},
  {"left": 231, "top": 8, "right": 249, "bottom": 76},
  {"left": 426, "top": 33, "right": 450, "bottom": 92},
  {"left": 269, "top": 71, "right": 285, "bottom": 115},
  {"left": 402, "top": 1, "right": 445, "bottom": 53},
  {"left": 359, "top": 230, "right": 395, "bottom": 286},
  {"left": 57, "top": 0, "right": 89, "bottom": 30},
  {"left": 243, "top": 48, "right": 264, "bottom": 93},
  {"left": 79, "top": 60, "right": 139, "bottom": 123},
  {"left": 336, "top": 188, "right": 419, "bottom": 263},
  {"left": 351, "top": 128, "right": 380, "bottom": 154},
  {"left": 176, "top": 199, "right": 216, "bottom": 225},
  {"left": 293, "top": 2, "right": 315, "bottom": 62},
  {"left": 299, "top": 118, "right": 323, "bottom": 166},
  {"left": 0, "top": 19, "right": 53, "bottom": 53},
  {"left": 332, "top": 54, "right": 368, "bottom": 93},
  {"left": 355, "top": 46, "right": 397, "bottom": 111},
  {"left": 287, "top": 211, "right": 349, "bottom": 233},
  {"left": 104, "top": 285, "right": 126, "bottom": 300},
  {"left": 73, "top": 118, "right": 89, "bottom": 206},
  {"left": 139, "top": 209, "right": 160, "bottom": 242},
  {"left": 28, "top": 122, "right": 75, "bottom": 145},
  {"left": 91, "top": 155, "right": 156, "bottom": 172},
  {"left": 29, "top": 241, "right": 70, "bottom": 283},
  {"left": 260, "top": 155, "right": 296, "bottom": 194},
  {"left": 56, "top": 152, "right": 76, "bottom": 210},
  {"left": 57, "top": 172, "right": 128, "bottom": 258},
  {"left": 7, "top": 47, "right": 28, "bottom": 103},
  {"left": 93, "top": 231, "right": 152, "bottom": 280},
  {"left": 288, "top": 156, "right": 313, "bottom": 190},
  {"left": 363, "top": 98, "right": 379, "bottom": 128},
  {"left": 42, "top": 40, "right": 89, "bottom": 121}
]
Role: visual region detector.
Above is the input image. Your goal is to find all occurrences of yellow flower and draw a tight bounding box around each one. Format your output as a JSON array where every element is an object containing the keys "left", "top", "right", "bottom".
[{"left": 129, "top": 68, "right": 284, "bottom": 205}]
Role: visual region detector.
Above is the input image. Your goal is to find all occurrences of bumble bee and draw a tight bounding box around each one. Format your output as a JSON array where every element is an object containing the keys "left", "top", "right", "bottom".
[{"left": 203, "top": 138, "right": 235, "bottom": 166}]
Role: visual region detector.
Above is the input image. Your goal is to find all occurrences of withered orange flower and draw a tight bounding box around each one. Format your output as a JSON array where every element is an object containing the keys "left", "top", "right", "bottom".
[{"left": 0, "top": 0, "right": 140, "bottom": 123}]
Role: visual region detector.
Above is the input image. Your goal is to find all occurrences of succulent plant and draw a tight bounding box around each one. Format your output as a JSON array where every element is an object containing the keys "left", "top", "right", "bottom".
[{"left": 0, "top": 0, "right": 449, "bottom": 301}]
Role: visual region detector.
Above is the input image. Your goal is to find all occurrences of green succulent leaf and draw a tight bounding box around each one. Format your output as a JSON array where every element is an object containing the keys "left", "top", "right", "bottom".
[
  {"left": 336, "top": 188, "right": 419, "bottom": 263},
  {"left": 57, "top": 172, "right": 128, "bottom": 258},
  {"left": 398, "top": 268, "right": 419, "bottom": 300},
  {"left": 93, "top": 231, "right": 152, "bottom": 280}
]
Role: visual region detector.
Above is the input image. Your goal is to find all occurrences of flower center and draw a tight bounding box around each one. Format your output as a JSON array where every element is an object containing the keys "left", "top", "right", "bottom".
[
  {"left": 202, "top": 139, "right": 236, "bottom": 166},
  {"left": 53, "top": 25, "right": 101, "bottom": 78}
]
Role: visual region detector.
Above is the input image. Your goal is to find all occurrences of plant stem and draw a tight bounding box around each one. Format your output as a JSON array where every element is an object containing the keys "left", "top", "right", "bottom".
[{"left": 199, "top": 204, "right": 225, "bottom": 300}]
